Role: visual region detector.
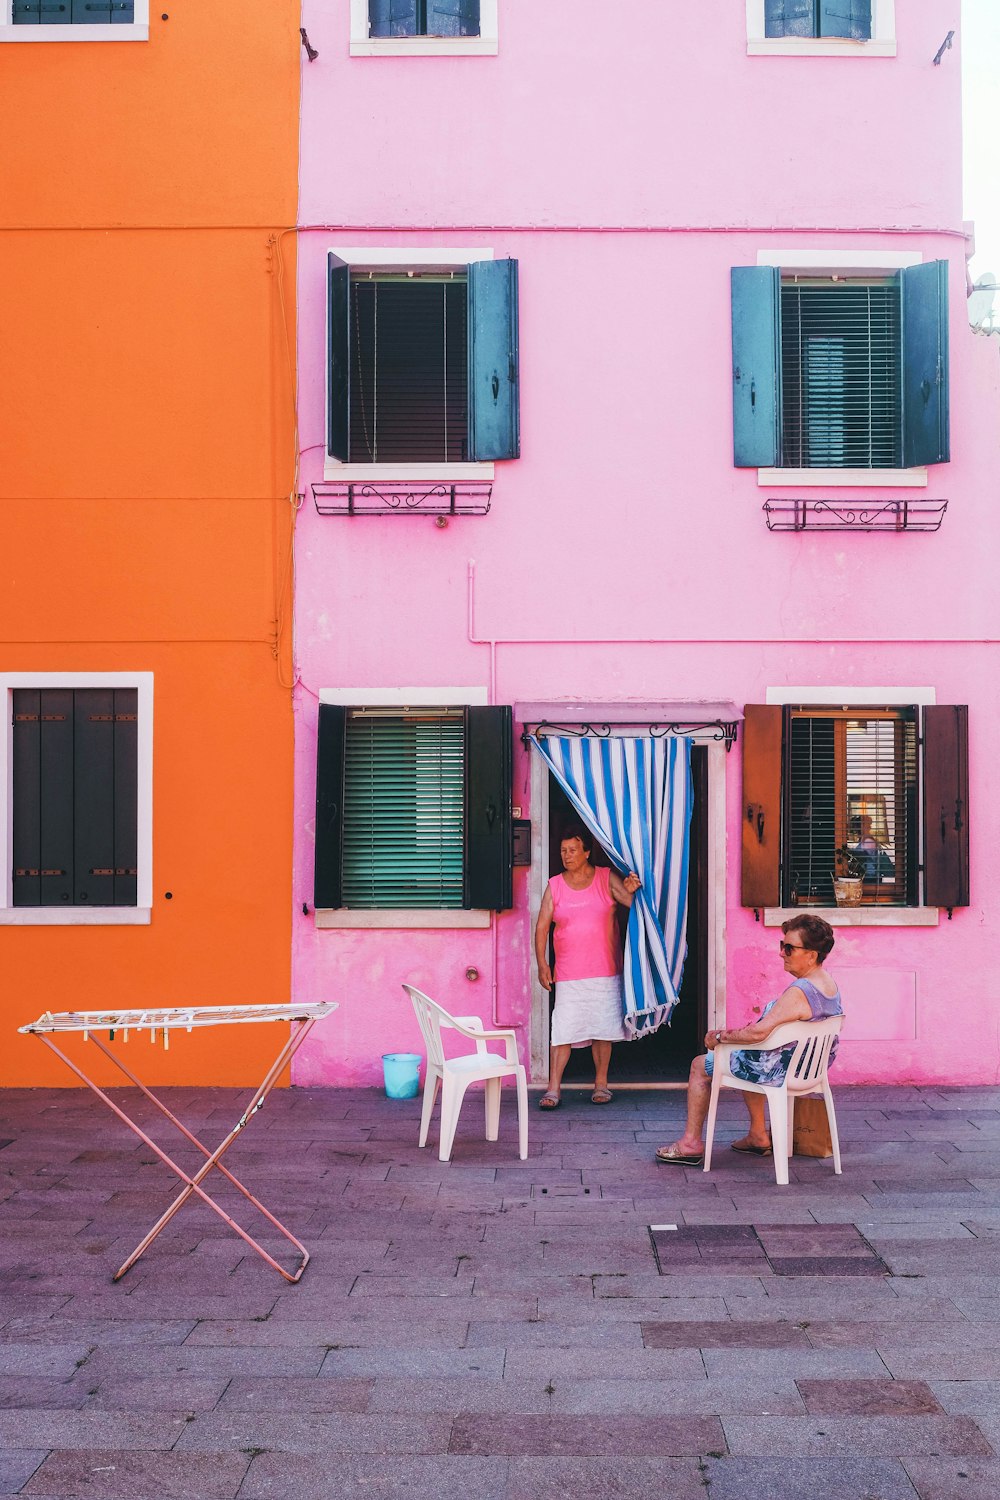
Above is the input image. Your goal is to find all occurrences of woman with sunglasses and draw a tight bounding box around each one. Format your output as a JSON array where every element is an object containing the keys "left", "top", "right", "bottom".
[{"left": 655, "top": 913, "right": 841, "bottom": 1165}]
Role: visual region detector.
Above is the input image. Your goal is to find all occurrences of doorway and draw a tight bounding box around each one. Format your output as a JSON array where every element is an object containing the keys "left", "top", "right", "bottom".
[{"left": 543, "top": 744, "right": 709, "bottom": 1085}]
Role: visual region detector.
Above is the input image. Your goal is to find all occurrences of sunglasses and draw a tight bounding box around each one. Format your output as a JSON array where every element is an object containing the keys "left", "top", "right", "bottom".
[{"left": 778, "top": 941, "right": 807, "bottom": 957}]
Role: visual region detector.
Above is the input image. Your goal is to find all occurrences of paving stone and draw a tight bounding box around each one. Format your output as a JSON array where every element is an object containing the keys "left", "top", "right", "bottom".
[
  {"left": 502, "top": 1348, "right": 708, "bottom": 1380},
  {"left": 319, "top": 1347, "right": 505, "bottom": 1378},
  {"left": 0, "top": 1451, "right": 46, "bottom": 1495},
  {"left": 703, "top": 1455, "right": 919, "bottom": 1498},
  {"left": 720, "top": 1414, "right": 993, "bottom": 1457},
  {"left": 702, "top": 1349, "right": 893, "bottom": 1378},
  {"left": 642, "top": 1320, "right": 809, "bottom": 1348},
  {"left": 240, "top": 1453, "right": 508, "bottom": 1499},
  {"left": 545, "top": 1376, "right": 805, "bottom": 1416},
  {"left": 184, "top": 1317, "right": 470, "bottom": 1348},
  {"left": 466, "top": 1320, "right": 643, "bottom": 1349},
  {"left": 366, "top": 1376, "right": 555, "bottom": 1414},
  {"left": 796, "top": 1379, "right": 943, "bottom": 1415},
  {"left": 0, "top": 1375, "right": 89, "bottom": 1410},
  {"left": 503, "top": 1456, "right": 709, "bottom": 1499},
  {"left": 21, "top": 1448, "right": 251, "bottom": 1499},
  {"left": 902, "top": 1457, "right": 1000, "bottom": 1499},
  {"left": 0, "top": 1410, "right": 191, "bottom": 1449},
  {"left": 880, "top": 1350, "right": 1000, "bottom": 1380},
  {"left": 174, "top": 1410, "right": 452, "bottom": 1454},
  {"left": 0, "top": 1344, "right": 93, "bottom": 1378},
  {"left": 80, "top": 1374, "right": 233, "bottom": 1411},
  {"left": 449, "top": 1412, "right": 725, "bottom": 1456}
]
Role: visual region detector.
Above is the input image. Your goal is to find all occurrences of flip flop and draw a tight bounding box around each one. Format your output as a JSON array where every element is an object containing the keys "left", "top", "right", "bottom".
[
  {"left": 655, "top": 1144, "right": 704, "bottom": 1166},
  {"left": 591, "top": 1087, "right": 613, "bottom": 1105},
  {"left": 537, "top": 1093, "right": 562, "bottom": 1111},
  {"left": 730, "top": 1142, "right": 773, "bottom": 1157}
]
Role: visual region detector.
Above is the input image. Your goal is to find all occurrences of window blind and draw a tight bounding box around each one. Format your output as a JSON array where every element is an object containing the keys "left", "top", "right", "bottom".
[
  {"left": 342, "top": 712, "right": 465, "bottom": 909},
  {"left": 349, "top": 277, "right": 468, "bottom": 463},
  {"left": 781, "top": 282, "right": 901, "bottom": 468}
]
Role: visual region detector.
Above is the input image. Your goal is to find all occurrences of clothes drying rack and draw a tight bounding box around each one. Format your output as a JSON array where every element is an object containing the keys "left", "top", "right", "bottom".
[{"left": 19, "top": 1002, "right": 337, "bottom": 1284}]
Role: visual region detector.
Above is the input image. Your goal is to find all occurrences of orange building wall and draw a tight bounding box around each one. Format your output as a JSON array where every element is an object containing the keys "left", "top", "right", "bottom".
[{"left": 0, "top": 5, "right": 301, "bottom": 1085}]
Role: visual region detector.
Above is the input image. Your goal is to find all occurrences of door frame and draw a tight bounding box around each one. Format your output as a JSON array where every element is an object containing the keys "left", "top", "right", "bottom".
[{"left": 527, "top": 731, "right": 727, "bottom": 1086}]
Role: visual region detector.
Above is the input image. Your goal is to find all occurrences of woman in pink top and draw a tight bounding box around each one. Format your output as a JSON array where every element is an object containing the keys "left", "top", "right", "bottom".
[{"left": 534, "top": 823, "right": 640, "bottom": 1108}]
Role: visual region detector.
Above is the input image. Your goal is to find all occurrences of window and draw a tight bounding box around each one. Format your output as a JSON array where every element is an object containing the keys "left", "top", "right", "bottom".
[
  {"left": 350, "top": 0, "right": 497, "bottom": 56},
  {"left": 327, "top": 251, "right": 519, "bottom": 474},
  {"left": 741, "top": 702, "right": 970, "bottom": 916},
  {"left": 1, "top": 674, "right": 153, "bottom": 924},
  {"left": 314, "top": 703, "right": 512, "bottom": 915},
  {"left": 1, "top": 0, "right": 148, "bottom": 40},
  {"left": 746, "top": 0, "right": 894, "bottom": 54},
  {"left": 731, "top": 261, "right": 950, "bottom": 475}
]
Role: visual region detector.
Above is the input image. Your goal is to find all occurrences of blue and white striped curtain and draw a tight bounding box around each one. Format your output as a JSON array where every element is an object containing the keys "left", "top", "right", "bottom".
[{"left": 530, "top": 735, "right": 693, "bottom": 1039}]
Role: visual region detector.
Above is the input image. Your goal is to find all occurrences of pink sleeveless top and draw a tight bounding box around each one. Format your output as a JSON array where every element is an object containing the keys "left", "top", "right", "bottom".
[{"left": 550, "top": 866, "right": 621, "bottom": 981}]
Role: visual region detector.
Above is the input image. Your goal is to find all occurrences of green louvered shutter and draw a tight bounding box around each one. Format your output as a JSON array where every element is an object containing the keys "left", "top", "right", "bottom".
[
  {"left": 343, "top": 712, "right": 465, "bottom": 909},
  {"left": 819, "top": 0, "right": 871, "bottom": 39},
  {"left": 468, "top": 260, "right": 520, "bottom": 461},
  {"left": 764, "top": 0, "right": 815, "bottom": 37},
  {"left": 731, "top": 267, "right": 781, "bottom": 468},
  {"left": 327, "top": 254, "right": 351, "bottom": 463},
  {"left": 901, "top": 260, "right": 950, "bottom": 468}
]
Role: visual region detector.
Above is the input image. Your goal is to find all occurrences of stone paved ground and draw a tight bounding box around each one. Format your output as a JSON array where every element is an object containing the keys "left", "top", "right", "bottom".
[{"left": 4, "top": 1082, "right": 1000, "bottom": 1498}]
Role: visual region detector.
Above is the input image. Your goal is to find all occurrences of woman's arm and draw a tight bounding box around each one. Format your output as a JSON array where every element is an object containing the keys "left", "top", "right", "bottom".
[
  {"left": 609, "top": 870, "right": 641, "bottom": 908},
  {"left": 534, "top": 884, "right": 555, "bottom": 991},
  {"left": 705, "top": 985, "right": 813, "bottom": 1050}
]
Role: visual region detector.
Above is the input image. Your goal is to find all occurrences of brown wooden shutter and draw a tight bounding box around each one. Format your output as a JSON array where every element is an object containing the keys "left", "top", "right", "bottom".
[
  {"left": 741, "top": 704, "right": 784, "bottom": 908},
  {"left": 922, "top": 705, "right": 969, "bottom": 911}
]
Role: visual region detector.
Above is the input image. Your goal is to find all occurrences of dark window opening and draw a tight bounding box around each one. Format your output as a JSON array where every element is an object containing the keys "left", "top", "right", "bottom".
[{"left": 368, "top": 0, "right": 480, "bottom": 39}]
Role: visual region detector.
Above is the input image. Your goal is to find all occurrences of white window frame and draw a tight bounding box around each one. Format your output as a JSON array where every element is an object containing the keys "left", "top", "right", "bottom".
[
  {"left": 746, "top": 0, "right": 895, "bottom": 56},
  {"left": 0, "top": 0, "right": 148, "bottom": 42},
  {"left": 350, "top": 0, "right": 497, "bottom": 57},
  {"left": 324, "top": 247, "right": 496, "bottom": 482},
  {"left": 314, "top": 684, "right": 490, "bottom": 929},
  {"left": 763, "top": 684, "right": 937, "bottom": 927},
  {"left": 0, "top": 672, "right": 153, "bottom": 925},
  {"left": 756, "top": 246, "right": 927, "bottom": 488}
]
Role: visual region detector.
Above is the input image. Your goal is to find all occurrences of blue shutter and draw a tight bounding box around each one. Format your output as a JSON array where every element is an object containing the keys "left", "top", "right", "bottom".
[
  {"left": 764, "top": 0, "right": 815, "bottom": 38},
  {"left": 731, "top": 266, "right": 781, "bottom": 468},
  {"left": 464, "top": 707, "right": 513, "bottom": 911},
  {"left": 819, "top": 0, "right": 871, "bottom": 39},
  {"left": 327, "top": 254, "right": 350, "bottom": 463},
  {"left": 901, "top": 260, "right": 950, "bottom": 467},
  {"left": 13, "top": 0, "right": 70, "bottom": 20},
  {"left": 314, "top": 705, "right": 346, "bottom": 909},
  {"left": 427, "top": 0, "right": 480, "bottom": 35},
  {"left": 368, "top": 0, "right": 417, "bottom": 37},
  {"left": 467, "top": 259, "right": 519, "bottom": 462}
]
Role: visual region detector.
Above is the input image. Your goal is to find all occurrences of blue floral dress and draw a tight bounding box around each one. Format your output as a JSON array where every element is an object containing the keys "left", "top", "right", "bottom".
[{"left": 705, "top": 977, "right": 842, "bottom": 1087}]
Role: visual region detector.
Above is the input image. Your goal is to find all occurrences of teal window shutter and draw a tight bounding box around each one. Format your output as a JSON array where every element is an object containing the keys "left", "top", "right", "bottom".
[
  {"left": 13, "top": 0, "right": 69, "bottom": 20},
  {"left": 327, "top": 254, "right": 350, "bottom": 463},
  {"left": 764, "top": 0, "right": 815, "bottom": 37},
  {"left": 427, "top": 0, "right": 480, "bottom": 35},
  {"left": 468, "top": 260, "right": 520, "bottom": 462},
  {"left": 314, "top": 705, "right": 346, "bottom": 909},
  {"left": 819, "top": 0, "right": 871, "bottom": 39},
  {"left": 731, "top": 266, "right": 781, "bottom": 468},
  {"left": 901, "top": 260, "right": 950, "bottom": 467},
  {"left": 368, "top": 0, "right": 418, "bottom": 37},
  {"left": 464, "top": 706, "right": 513, "bottom": 911}
]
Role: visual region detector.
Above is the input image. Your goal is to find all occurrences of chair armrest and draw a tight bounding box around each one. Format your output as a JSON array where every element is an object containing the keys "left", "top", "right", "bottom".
[{"left": 442, "top": 1014, "right": 520, "bottom": 1061}]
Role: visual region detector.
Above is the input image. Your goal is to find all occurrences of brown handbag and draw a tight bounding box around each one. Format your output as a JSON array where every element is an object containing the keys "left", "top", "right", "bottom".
[{"left": 792, "top": 1095, "right": 834, "bottom": 1158}]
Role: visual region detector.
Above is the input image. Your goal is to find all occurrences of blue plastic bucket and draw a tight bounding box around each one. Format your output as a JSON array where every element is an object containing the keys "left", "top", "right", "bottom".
[{"left": 382, "top": 1052, "right": 422, "bottom": 1099}]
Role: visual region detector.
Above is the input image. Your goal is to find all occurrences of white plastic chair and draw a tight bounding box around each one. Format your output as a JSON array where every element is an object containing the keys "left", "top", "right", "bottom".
[
  {"left": 403, "top": 984, "right": 528, "bottom": 1163},
  {"left": 703, "top": 1016, "right": 843, "bottom": 1186}
]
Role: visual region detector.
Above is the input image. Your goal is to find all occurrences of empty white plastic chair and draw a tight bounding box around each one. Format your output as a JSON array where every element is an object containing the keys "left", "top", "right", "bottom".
[
  {"left": 403, "top": 984, "right": 528, "bottom": 1163},
  {"left": 703, "top": 1016, "right": 843, "bottom": 1187}
]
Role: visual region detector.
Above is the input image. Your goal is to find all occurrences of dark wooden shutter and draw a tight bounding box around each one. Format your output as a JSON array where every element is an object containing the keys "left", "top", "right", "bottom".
[
  {"left": 731, "top": 267, "right": 781, "bottom": 468},
  {"left": 13, "top": 688, "right": 74, "bottom": 907},
  {"left": 74, "top": 689, "right": 116, "bottom": 907},
  {"left": 901, "top": 260, "right": 950, "bottom": 468},
  {"left": 922, "top": 705, "right": 969, "bottom": 910},
  {"left": 327, "top": 254, "right": 351, "bottom": 462},
  {"left": 464, "top": 706, "right": 513, "bottom": 911},
  {"left": 13, "top": 1, "right": 70, "bottom": 21},
  {"left": 764, "top": 0, "right": 815, "bottom": 38},
  {"left": 427, "top": 0, "right": 480, "bottom": 35},
  {"left": 368, "top": 0, "right": 418, "bottom": 36},
  {"left": 741, "top": 704, "right": 783, "bottom": 908},
  {"left": 12, "top": 690, "right": 43, "bottom": 907},
  {"left": 314, "top": 705, "right": 346, "bottom": 909},
  {"left": 468, "top": 260, "right": 520, "bottom": 462},
  {"left": 820, "top": 0, "right": 871, "bottom": 38},
  {"left": 113, "top": 689, "right": 139, "bottom": 906}
]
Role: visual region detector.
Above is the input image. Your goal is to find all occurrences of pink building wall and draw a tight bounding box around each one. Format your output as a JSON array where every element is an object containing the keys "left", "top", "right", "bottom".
[{"left": 292, "top": 0, "right": 1000, "bottom": 1087}]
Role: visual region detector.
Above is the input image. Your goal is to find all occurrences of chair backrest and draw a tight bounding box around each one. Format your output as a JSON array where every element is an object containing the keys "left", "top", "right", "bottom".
[
  {"left": 756, "top": 1015, "right": 843, "bottom": 1094},
  {"left": 402, "top": 984, "right": 449, "bottom": 1070}
]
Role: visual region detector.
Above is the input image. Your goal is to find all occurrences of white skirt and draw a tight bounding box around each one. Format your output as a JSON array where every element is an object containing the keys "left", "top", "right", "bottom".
[{"left": 551, "top": 976, "right": 626, "bottom": 1047}]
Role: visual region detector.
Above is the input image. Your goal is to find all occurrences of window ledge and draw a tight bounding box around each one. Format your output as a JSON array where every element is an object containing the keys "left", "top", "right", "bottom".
[
  {"left": 350, "top": 37, "right": 497, "bottom": 57},
  {"left": 758, "top": 467, "right": 928, "bottom": 489},
  {"left": 323, "top": 462, "right": 495, "bottom": 483},
  {"left": 748, "top": 39, "right": 895, "bottom": 57},
  {"left": 0, "top": 907, "right": 151, "bottom": 926},
  {"left": 0, "top": 23, "right": 148, "bottom": 41},
  {"left": 763, "top": 906, "right": 939, "bottom": 928},
  {"left": 315, "top": 908, "right": 491, "bottom": 930}
]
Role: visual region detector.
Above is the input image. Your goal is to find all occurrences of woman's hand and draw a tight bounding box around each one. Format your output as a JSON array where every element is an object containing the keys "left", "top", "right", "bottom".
[
  {"left": 537, "top": 961, "right": 553, "bottom": 992},
  {"left": 704, "top": 1029, "right": 723, "bottom": 1051},
  {"left": 622, "top": 873, "right": 641, "bottom": 895}
]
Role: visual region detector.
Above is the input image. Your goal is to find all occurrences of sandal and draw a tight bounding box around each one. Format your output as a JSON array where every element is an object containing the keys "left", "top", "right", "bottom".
[
  {"left": 538, "top": 1092, "right": 562, "bottom": 1110},
  {"left": 655, "top": 1144, "right": 704, "bottom": 1166},
  {"left": 591, "top": 1087, "right": 613, "bottom": 1105},
  {"left": 730, "top": 1141, "right": 773, "bottom": 1157}
]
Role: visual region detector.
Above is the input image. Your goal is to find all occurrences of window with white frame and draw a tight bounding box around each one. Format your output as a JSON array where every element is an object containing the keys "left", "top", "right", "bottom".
[
  {"left": 350, "top": 0, "right": 497, "bottom": 56},
  {"left": 1, "top": 0, "right": 148, "bottom": 40},
  {"left": 746, "top": 0, "right": 895, "bottom": 55},
  {"left": 1, "top": 673, "right": 153, "bottom": 923},
  {"left": 325, "top": 248, "right": 519, "bottom": 476}
]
